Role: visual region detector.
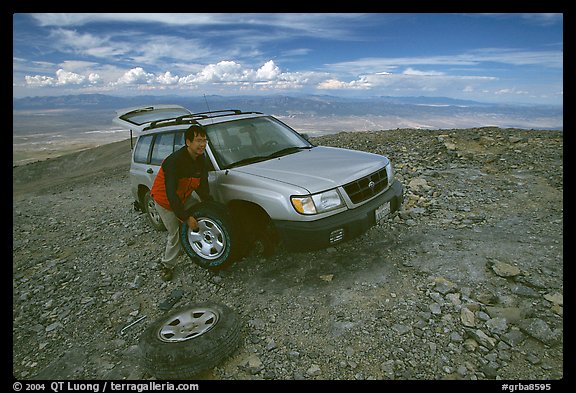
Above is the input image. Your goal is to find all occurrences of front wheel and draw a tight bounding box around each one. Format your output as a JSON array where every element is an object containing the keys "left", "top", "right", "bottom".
[{"left": 180, "top": 202, "right": 236, "bottom": 270}]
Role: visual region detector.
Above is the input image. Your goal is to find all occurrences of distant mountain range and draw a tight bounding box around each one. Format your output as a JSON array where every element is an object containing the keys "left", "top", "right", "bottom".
[
  {"left": 13, "top": 93, "right": 563, "bottom": 132},
  {"left": 13, "top": 93, "right": 560, "bottom": 112}
]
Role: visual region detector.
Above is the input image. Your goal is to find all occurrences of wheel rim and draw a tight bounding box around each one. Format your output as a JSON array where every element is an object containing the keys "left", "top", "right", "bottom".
[
  {"left": 146, "top": 197, "right": 162, "bottom": 226},
  {"left": 157, "top": 307, "right": 220, "bottom": 342},
  {"left": 186, "top": 218, "right": 226, "bottom": 260}
]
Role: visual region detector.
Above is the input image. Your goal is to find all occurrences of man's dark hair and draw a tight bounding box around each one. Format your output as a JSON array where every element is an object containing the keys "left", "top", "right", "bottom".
[{"left": 185, "top": 125, "right": 207, "bottom": 142}]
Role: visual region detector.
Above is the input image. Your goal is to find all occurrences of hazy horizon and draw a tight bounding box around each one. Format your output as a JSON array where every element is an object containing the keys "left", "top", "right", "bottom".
[{"left": 13, "top": 93, "right": 562, "bottom": 167}]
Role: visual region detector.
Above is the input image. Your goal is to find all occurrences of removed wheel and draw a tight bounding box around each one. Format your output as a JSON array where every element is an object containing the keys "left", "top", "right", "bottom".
[
  {"left": 139, "top": 302, "right": 243, "bottom": 380},
  {"left": 180, "top": 201, "right": 236, "bottom": 270}
]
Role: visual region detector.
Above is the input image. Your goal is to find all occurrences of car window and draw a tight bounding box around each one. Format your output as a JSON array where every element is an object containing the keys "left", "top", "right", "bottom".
[
  {"left": 120, "top": 107, "right": 191, "bottom": 125},
  {"left": 134, "top": 135, "right": 153, "bottom": 164},
  {"left": 174, "top": 131, "right": 185, "bottom": 150},
  {"left": 150, "top": 133, "right": 175, "bottom": 165}
]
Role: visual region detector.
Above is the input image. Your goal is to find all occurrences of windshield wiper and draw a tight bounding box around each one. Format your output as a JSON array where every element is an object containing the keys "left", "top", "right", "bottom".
[
  {"left": 227, "top": 156, "right": 270, "bottom": 169},
  {"left": 266, "top": 146, "right": 311, "bottom": 158},
  {"left": 227, "top": 146, "right": 312, "bottom": 169}
]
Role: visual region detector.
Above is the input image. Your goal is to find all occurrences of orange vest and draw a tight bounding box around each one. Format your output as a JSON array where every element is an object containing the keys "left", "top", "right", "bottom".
[{"left": 150, "top": 146, "right": 208, "bottom": 222}]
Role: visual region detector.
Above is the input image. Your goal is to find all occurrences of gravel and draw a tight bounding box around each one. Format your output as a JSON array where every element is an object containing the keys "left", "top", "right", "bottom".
[{"left": 13, "top": 127, "right": 563, "bottom": 380}]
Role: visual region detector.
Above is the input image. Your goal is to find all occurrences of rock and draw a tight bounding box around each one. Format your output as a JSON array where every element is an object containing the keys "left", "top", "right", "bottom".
[
  {"left": 306, "top": 364, "right": 321, "bottom": 377},
  {"left": 475, "top": 291, "right": 498, "bottom": 305},
  {"left": 243, "top": 354, "right": 263, "bottom": 375},
  {"left": 265, "top": 339, "right": 277, "bottom": 351},
  {"left": 490, "top": 261, "right": 521, "bottom": 277},
  {"left": 463, "top": 338, "right": 479, "bottom": 352},
  {"left": 429, "top": 303, "right": 442, "bottom": 315},
  {"left": 408, "top": 177, "right": 430, "bottom": 191},
  {"left": 485, "top": 306, "right": 528, "bottom": 324},
  {"left": 511, "top": 284, "right": 540, "bottom": 298},
  {"left": 485, "top": 317, "right": 508, "bottom": 335},
  {"left": 392, "top": 324, "right": 411, "bottom": 335},
  {"left": 517, "top": 318, "right": 561, "bottom": 346},
  {"left": 433, "top": 277, "right": 458, "bottom": 294},
  {"left": 466, "top": 329, "right": 497, "bottom": 349},
  {"left": 543, "top": 292, "right": 563, "bottom": 306},
  {"left": 460, "top": 307, "right": 475, "bottom": 327},
  {"left": 45, "top": 322, "right": 62, "bottom": 333}
]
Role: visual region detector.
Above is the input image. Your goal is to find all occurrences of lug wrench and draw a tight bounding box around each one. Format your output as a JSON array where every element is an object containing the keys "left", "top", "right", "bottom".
[{"left": 120, "top": 315, "right": 147, "bottom": 335}]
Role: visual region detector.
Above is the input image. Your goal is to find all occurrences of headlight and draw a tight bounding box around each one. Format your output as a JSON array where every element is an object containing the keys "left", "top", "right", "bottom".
[
  {"left": 291, "top": 189, "right": 345, "bottom": 215},
  {"left": 386, "top": 162, "right": 394, "bottom": 183}
]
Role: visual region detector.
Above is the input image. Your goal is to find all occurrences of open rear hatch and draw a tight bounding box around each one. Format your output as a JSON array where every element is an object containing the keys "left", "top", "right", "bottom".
[{"left": 112, "top": 105, "right": 192, "bottom": 134}]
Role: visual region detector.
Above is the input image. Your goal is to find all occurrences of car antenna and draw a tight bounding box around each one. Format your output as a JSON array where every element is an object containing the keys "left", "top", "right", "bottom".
[
  {"left": 203, "top": 93, "right": 211, "bottom": 110},
  {"left": 203, "top": 93, "right": 215, "bottom": 125}
]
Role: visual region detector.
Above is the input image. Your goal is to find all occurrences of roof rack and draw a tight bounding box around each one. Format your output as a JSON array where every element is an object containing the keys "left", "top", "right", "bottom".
[{"left": 144, "top": 109, "right": 263, "bottom": 131}]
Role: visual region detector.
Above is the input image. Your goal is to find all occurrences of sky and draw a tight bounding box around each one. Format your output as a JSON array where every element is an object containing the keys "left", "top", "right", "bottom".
[{"left": 12, "top": 13, "right": 563, "bottom": 105}]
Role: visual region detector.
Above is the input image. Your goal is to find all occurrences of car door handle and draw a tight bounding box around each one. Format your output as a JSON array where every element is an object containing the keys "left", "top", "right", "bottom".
[{"left": 147, "top": 168, "right": 154, "bottom": 174}]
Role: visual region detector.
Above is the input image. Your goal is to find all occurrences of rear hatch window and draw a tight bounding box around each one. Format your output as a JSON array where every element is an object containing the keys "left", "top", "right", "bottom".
[{"left": 120, "top": 107, "right": 191, "bottom": 126}]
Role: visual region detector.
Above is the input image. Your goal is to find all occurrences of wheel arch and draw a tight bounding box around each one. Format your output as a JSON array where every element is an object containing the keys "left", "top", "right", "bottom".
[
  {"left": 137, "top": 184, "right": 151, "bottom": 206},
  {"left": 226, "top": 199, "right": 272, "bottom": 227},
  {"left": 225, "top": 199, "right": 279, "bottom": 257}
]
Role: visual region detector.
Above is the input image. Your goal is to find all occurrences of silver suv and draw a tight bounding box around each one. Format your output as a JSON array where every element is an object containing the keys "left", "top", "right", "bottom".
[{"left": 113, "top": 105, "right": 403, "bottom": 268}]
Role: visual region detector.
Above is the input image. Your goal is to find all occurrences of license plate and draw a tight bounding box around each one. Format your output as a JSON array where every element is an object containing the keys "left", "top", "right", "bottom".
[{"left": 375, "top": 202, "right": 391, "bottom": 222}]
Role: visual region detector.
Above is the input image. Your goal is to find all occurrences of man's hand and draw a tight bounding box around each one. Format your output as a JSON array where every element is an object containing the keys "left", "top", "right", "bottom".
[{"left": 187, "top": 216, "right": 199, "bottom": 231}]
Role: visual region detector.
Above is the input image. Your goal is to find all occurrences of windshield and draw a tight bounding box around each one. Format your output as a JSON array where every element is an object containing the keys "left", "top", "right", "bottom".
[{"left": 206, "top": 116, "right": 313, "bottom": 169}]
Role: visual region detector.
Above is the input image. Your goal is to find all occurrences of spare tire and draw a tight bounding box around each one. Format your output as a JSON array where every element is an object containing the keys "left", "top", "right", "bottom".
[
  {"left": 139, "top": 302, "right": 242, "bottom": 380},
  {"left": 180, "top": 201, "right": 236, "bottom": 270}
]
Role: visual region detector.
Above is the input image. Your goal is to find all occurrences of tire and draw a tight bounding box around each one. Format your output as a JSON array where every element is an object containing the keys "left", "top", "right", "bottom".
[
  {"left": 143, "top": 189, "right": 166, "bottom": 231},
  {"left": 180, "top": 201, "right": 236, "bottom": 270},
  {"left": 139, "top": 303, "right": 242, "bottom": 380}
]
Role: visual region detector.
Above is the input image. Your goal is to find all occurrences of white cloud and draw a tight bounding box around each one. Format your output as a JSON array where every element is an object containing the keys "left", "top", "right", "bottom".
[
  {"left": 255, "top": 60, "right": 281, "bottom": 80},
  {"left": 402, "top": 68, "right": 445, "bottom": 76},
  {"left": 326, "top": 48, "right": 562, "bottom": 76},
  {"left": 317, "top": 77, "right": 372, "bottom": 90},
  {"left": 317, "top": 79, "right": 350, "bottom": 89},
  {"left": 24, "top": 75, "right": 56, "bottom": 87},
  {"left": 30, "top": 13, "right": 372, "bottom": 40},
  {"left": 116, "top": 67, "right": 155, "bottom": 85},
  {"left": 175, "top": 60, "right": 322, "bottom": 90},
  {"left": 191, "top": 61, "right": 244, "bottom": 83},
  {"left": 494, "top": 88, "right": 529, "bottom": 96},
  {"left": 316, "top": 69, "right": 498, "bottom": 96},
  {"left": 19, "top": 60, "right": 318, "bottom": 92},
  {"left": 24, "top": 68, "right": 102, "bottom": 87},
  {"left": 155, "top": 71, "right": 179, "bottom": 85},
  {"left": 51, "top": 28, "right": 127, "bottom": 59},
  {"left": 88, "top": 73, "right": 101, "bottom": 84},
  {"left": 56, "top": 69, "right": 86, "bottom": 85}
]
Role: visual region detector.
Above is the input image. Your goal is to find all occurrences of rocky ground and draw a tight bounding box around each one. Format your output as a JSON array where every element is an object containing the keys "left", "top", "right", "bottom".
[{"left": 12, "top": 127, "right": 563, "bottom": 381}]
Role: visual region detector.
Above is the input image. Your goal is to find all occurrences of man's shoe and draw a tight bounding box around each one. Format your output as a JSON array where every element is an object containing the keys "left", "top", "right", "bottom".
[{"left": 160, "top": 266, "right": 174, "bottom": 281}]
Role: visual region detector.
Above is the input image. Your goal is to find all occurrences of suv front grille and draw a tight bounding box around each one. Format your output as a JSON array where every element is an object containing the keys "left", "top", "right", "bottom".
[{"left": 343, "top": 167, "right": 388, "bottom": 204}]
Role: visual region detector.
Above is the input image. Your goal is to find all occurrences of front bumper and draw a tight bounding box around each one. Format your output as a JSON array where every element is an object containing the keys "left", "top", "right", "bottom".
[{"left": 273, "top": 180, "right": 403, "bottom": 251}]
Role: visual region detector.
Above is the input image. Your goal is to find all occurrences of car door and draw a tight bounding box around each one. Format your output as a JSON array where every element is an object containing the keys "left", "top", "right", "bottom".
[{"left": 132, "top": 130, "right": 186, "bottom": 190}]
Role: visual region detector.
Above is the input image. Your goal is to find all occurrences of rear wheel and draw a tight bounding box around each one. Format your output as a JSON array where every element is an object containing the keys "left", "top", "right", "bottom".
[{"left": 143, "top": 189, "right": 166, "bottom": 231}]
